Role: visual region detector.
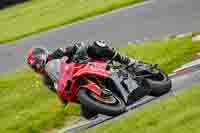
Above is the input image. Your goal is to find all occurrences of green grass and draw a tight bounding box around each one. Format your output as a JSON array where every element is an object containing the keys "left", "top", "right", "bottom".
[
  {"left": 0, "top": 0, "right": 142, "bottom": 44},
  {"left": 0, "top": 37, "right": 199, "bottom": 133},
  {"left": 85, "top": 83, "right": 200, "bottom": 133},
  {"left": 0, "top": 69, "right": 80, "bottom": 133}
]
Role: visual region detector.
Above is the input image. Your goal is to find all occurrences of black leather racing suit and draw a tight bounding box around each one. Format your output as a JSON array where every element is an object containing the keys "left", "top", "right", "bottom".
[{"left": 42, "top": 41, "right": 136, "bottom": 119}]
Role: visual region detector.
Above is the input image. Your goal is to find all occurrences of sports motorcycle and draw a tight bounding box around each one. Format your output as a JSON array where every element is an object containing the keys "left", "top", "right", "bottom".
[{"left": 46, "top": 56, "right": 172, "bottom": 117}]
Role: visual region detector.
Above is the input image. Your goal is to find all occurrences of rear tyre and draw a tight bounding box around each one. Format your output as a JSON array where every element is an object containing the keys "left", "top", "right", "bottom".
[{"left": 77, "top": 88, "right": 126, "bottom": 116}]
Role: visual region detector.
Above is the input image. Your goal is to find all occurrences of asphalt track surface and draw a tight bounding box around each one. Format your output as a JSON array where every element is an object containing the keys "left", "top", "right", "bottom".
[
  {"left": 61, "top": 62, "right": 200, "bottom": 133},
  {"left": 0, "top": 0, "right": 200, "bottom": 74}
]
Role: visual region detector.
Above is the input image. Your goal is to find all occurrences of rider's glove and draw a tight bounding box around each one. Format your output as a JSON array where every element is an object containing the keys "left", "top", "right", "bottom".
[
  {"left": 127, "top": 59, "right": 141, "bottom": 68},
  {"left": 127, "top": 59, "right": 151, "bottom": 73}
]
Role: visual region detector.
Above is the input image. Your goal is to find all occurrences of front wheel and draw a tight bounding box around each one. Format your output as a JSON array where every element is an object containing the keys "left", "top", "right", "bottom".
[
  {"left": 146, "top": 70, "right": 172, "bottom": 97},
  {"left": 77, "top": 88, "right": 126, "bottom": 117}
]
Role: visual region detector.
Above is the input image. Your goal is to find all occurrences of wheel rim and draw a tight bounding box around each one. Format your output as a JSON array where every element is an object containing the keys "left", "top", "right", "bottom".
[{"left": 89, "top": 92, "right": 118, "bottom": 105}]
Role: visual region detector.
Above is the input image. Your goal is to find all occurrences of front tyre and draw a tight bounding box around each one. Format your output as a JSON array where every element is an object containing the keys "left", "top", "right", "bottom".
[
  {"left": 77, "top": 88, "right": 126, "bottom": 116},
  {"left": 147, "top": 70, "right": 172, "bottom": 97}
]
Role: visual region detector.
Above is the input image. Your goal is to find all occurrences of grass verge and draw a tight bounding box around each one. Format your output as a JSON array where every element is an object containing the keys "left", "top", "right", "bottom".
[
  {"left": 0, "top": 69, "right": 80, "bottom": 133},
  {"left": 0, "top": 0, "right": 142, "bottom": 44},
  {"left": 0, "top": 37, "right": 199, "bottom": 133}
]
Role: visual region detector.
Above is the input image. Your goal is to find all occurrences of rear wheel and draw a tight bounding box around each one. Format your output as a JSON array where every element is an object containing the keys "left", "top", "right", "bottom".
[{"left": 77, "top": 88, "right": 126, "bottom": 116}]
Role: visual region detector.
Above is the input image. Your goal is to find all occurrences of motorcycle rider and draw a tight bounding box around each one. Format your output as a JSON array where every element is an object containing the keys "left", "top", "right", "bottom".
[{"left": 26, "top": 40, "right": 141, "bottom": 119}]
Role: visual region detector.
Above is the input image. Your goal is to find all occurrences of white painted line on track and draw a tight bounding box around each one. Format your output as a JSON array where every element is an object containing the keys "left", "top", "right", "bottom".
[{"left": 175, "top": 32, "right": 193, "bottom": 38}]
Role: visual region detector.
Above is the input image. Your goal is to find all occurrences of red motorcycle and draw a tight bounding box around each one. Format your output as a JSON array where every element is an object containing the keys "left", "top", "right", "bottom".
[{"left": 46, "top": 56, "right": 171, "bottom": 117}]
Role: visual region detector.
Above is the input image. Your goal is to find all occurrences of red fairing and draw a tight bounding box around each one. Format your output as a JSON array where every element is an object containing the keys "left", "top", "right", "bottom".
[
  {"left": 57, "top": 58, "right": 111, "bottom": 102},
  {"left": 73, "top": 61, "right": 111, "bottom": 78},
  {"left": 57, "top": 57, "right": 76, "bottom": 102},
  {"left": 80, "top": 83, "right": 102, "bottom": 96}
]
